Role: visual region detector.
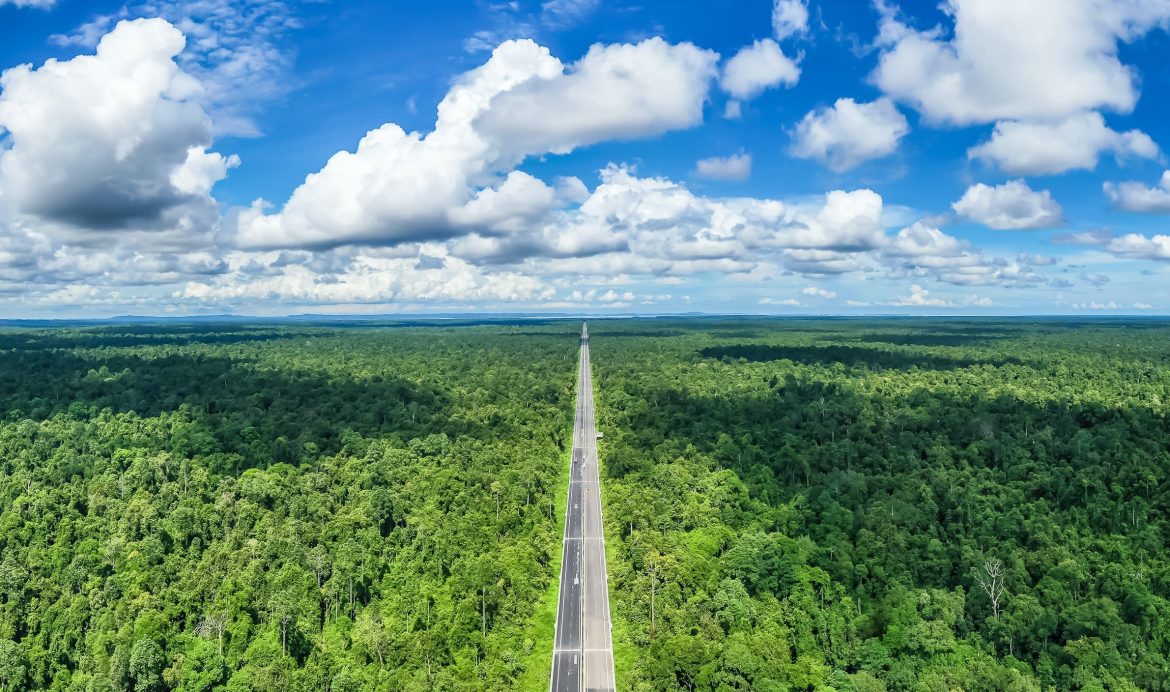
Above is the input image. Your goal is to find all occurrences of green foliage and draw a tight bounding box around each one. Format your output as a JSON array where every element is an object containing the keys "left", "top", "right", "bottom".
[
  {"left": 0, "top": 324, "right": 573, "bottom": 690},
  {"left": 589, "top": 318, "right": 1170, "bottom": 691},
  {"left": 1, "top": 318, "right": 1169, "bottom": 690},
  {"left": 130, "top": 639, "right": 165, "bottom": 692},
  {"left": 0, "top": 639, "right": 26, "bottom": 692}
]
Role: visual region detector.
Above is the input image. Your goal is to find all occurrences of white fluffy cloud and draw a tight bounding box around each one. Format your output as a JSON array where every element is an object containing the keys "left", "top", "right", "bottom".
[
  {"left": 881, "top": 221, "right": 1043, "bottom": 288},
  {"left": 791, "top": 98, "right": 909, "bottom": 171},
  {"left": 1073, "top": 301, "right": 1156, "bottom": 310},
  {"left": 872, "top": 0, "right": 1170, "bottom": 125},
  {"left": 952, "top": 181, "right": 1063, "bottom": 229},
  {"left": 0, "top": 7, "right": 1096, "bottom": 314},
  {"left": 436, "top": 165, "right": 889, "bottom": 279},
  {"left": 181, "top": 249, "right": 555, "bottom": 306},
  {"left": 719, "top": 3, "right": 804, "bottom": 117},
  {"left": 0, "top": 18, "right": 236, "bottom": 244},
  {"left": 474, "top": 38, "right": 719, "bottom": 157},
  {"left": 889, "top": 284, "right": 992, "bottom": 308},
  {"left": 779, "top": 249, "right": 863, "bottom": 275},
  {"left": 969, "top": 112, "right": 1159, "bottom": 175},
  {"left": 760, "top": 297, "right": 803, "bottom": 307},
  {"left": 694, "top": 153, "right": 752, "bottom": 181},
  {"left": 234, "top": 38, "right": 719, "bottom": 249},
  {"left": 543, "top": 166, "right": 884, "bottom": 261},
  {"left": 895, "top": 284, "right": 953, "bottom": 307},
  {"left": 720, "top": 39, "right": 799, "bottom": 100},
  {"left": 448, "top": 171, "right": 559, "bottom": 233},
  {"left": 801, "top": 189, "right": 886, "bottom": 250},
  {"left": 887, "top": 221, "right": 969, "bottom": 257},
  {"left": 1104, "top": 170, "right": 1170, "bottom": 212},
  {"left": 801, "top": 286, "right": 837, "bottom": 299},
  {"left": 50, "top": 1, "right": 303, "bottom": 137},
  {"left": 0, "top": 0, "right": 54, "bottom": 7},
  {"left": 0, "top": 17, "right": 252, "bottom": 308},
  {"left": 1106, "top": 233, "right": 1170, "bottom": 260}
]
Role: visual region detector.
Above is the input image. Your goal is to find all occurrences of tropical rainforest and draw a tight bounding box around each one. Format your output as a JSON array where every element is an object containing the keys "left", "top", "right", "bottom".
[{"left": 0, "top": 317, "right": 1167, "bottom": 691}]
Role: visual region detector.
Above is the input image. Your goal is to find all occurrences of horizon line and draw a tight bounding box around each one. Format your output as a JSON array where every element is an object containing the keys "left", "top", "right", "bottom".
[{"left": 2, "top": 311, "right": 1170, "bottom": 324}]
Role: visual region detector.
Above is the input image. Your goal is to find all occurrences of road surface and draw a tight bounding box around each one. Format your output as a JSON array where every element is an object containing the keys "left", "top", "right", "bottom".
[{"left": 550, "top": 323, "right": 616, "bottom": 692}]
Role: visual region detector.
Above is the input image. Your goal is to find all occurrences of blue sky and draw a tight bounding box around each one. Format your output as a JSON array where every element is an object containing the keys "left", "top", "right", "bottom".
[{"left": 0, "top": 0, "right": 1169, "bottom": 317}]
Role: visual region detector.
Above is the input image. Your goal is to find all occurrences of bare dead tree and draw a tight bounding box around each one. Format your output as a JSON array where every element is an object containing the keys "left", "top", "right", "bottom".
[
  {"left": 975, "top": 558, "right": 1006, "bottom": 620},
  {"left": 196, "top": 611, "right": 228, "bottom": 655},
  {"left": 308, "top": 546, "right": 330, "bottom": 589}
]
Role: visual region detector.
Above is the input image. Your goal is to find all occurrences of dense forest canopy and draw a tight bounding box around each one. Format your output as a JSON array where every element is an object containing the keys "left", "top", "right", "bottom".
[
  {"left": 589, "top": 318, "right": 1170, "bottom": 691},
  {"left": 0, "top": 317, "right": 1167, "bottom": 690},
  {"left": 0, "top": 323, "right": 575, "bottom": 691}
]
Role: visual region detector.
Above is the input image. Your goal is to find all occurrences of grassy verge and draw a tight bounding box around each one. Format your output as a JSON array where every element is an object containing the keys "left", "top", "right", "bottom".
[
  {"left": 598, "top": 443, "right": 635, "bottom": 689},
  {"left": 593, "top": 370, "right": 634, "bottom": 690},
  {"left": 518, "top": 436, "right": 573, "bottom": 689}
]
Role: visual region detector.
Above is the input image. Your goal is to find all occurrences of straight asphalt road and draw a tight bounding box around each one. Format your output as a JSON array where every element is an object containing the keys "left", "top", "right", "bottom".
[{"left": 550, "top": 323, "right": 616, "bottom": 692}]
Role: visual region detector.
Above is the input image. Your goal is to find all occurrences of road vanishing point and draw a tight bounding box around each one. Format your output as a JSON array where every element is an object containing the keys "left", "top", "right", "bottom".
[{"left": 550, "top": 322, "right": 616, "bottom": 692}]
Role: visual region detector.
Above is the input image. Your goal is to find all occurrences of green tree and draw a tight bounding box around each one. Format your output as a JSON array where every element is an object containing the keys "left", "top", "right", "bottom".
[
  {"left": 0, "top": 640, "right": 25, "bottom": 692},
  {"left": 129, "top": 639, "right": 164, "bottom": 692}
]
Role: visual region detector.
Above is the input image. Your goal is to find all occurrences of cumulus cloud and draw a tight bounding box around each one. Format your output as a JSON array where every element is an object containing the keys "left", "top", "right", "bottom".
[
  {"left": 1073, "top": 301, "right": 1154, "bottom": 310},
  {"left": 50, "top": 1, "right": 304, "bottom": 137},
  {"left": 881, "top": 221, "right": 1042, "bottom": 288},
  {"left": 780, "top": 249, "right": 863, "bottom": 275},
  {"left": 801, "top": 189, "right": 887, "bottom": 250},
  {"left": 0, "top": 215, "right": 231, "bottom": 301},
  {"left": 1106, "top": 233, "right": 1170, "bottom": 260},
  {"left": 0, "top": 8, "right": 1086, "bottom": 315},
  {"left": 0, "top": 0, "right": 54, "bottom": 7},
  {"left": 436, "top": 165, "right": 891, "bottom": 282},
  {"left": 894, "top": 284, "right": 953, "bottom": 307},
  {"left": 969, "top": 112, "right": 1159, "bottom": 175},
  {"left": 43, "top": 247, "right": 226, "bottom": 285},
  {"left": 233, "top": 38, "right": 719, "bottom": 249},
  {"left": 886, "top": 221, "right": 969, "bottom": 257},
  {"left": 1104, "top": 170, "right": 1170, "bottom": 212},
  {"left": 0, "top": 18, "right": 236, "bottom": 244},
  {"left": 552, "top": 167, "right": 884, "bottom": 260},
  {"left": 952, "top": 181, "right": 1063, "bottom": 230},
  {"left": 448, "top": 171, "right": 558, "bottom": 233},
  {"left": 180, "top": 249, "right": 555, "bottom": 306},
  {"left": 760, "top": 297, "right": 803, "bottom": 306},
  {"left": 872, "top": 0, "right": 1170, "bottom": 125},
  {"left": 720, "top": 39, "right": 799, "bottom": 100},
  {"left": 475, "top": 39, "right": 719, "bottom": 157},
  {"left": 791, "top": 97, "right": 909, "bottom": 171},
  {"left": 801, "top": 286, "right": 837, "bottom": 299},
  {"left": 889, "top": 284, "right": 991, "bottom": 308},
  {"left": 694, "top": 153, "right": 752, "bottom": 181},
  {"left": 599, "top": 289, "right": 634, "bottom": 303},
  {"left": 0, "top": 17, "right": 254, "bottom": 309}
]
